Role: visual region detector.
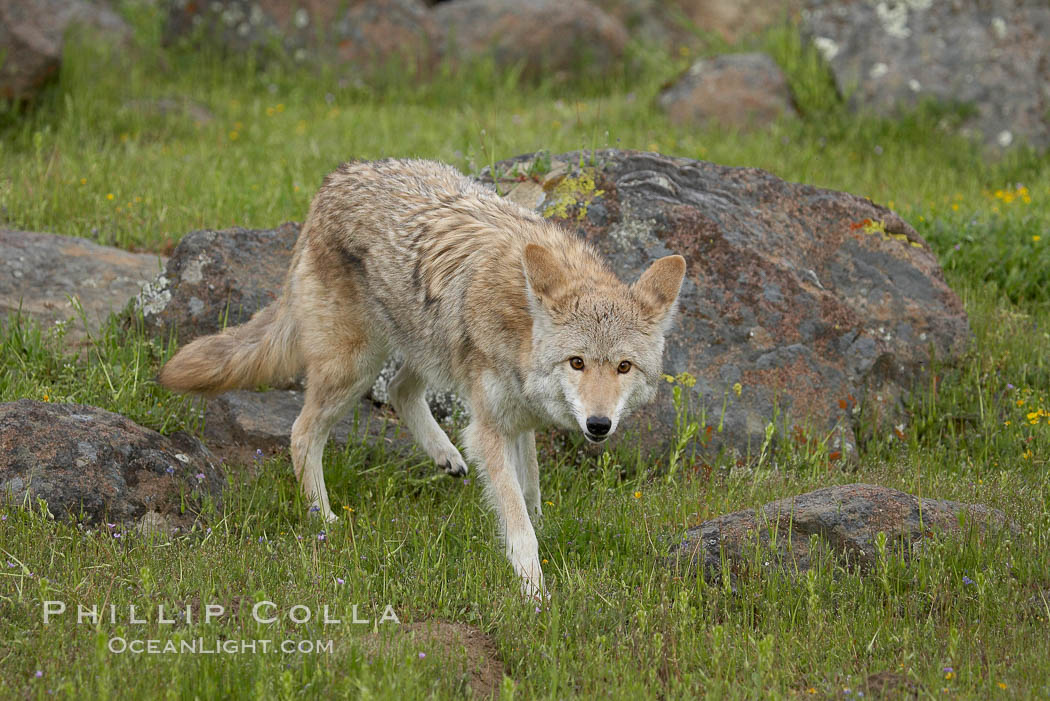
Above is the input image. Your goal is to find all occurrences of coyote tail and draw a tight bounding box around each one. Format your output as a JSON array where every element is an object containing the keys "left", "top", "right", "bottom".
[{"left": 157, "top": 302, "right": 300, "bottom": 396}]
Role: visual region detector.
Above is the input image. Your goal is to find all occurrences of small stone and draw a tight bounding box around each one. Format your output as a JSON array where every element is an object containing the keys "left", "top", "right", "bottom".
[{"left": 658, "top": 53, "right": 797, "bottom": 129}]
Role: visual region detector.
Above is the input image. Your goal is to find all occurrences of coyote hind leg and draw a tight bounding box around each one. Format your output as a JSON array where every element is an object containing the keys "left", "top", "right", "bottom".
[
  {"left": 290, "top": 348, "right": 386, "bottom": 522},
  {"left": 388, "top": 365, "right": 468, "bottom": 476}
]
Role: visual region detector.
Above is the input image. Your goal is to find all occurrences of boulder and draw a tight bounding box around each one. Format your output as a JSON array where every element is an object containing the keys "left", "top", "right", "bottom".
[
  {"left": 0, "top": 0, "right": 129, "bottom": 99},
  {"left": 668, "top": 484, "right": 1013, "bottom": 581},
  {"left": 0, "top": 400, "right": 222, "bottom": 526},
  {"left": 164, "top": 0, "right": 441, "bottom": 72},
  {"left": 803, "top": 0, "right": 1050, "bottom": 151},
  {"left": 659, "top": 52, "right": 797, "bottom": 128},
  {"left": 135, "top": 223, "right": 298, "bottom": 342},
  {"left": 0, "top": 229, "right": 165, "bottom": 342},
  {"left": 433, "top": 0, "right": 629, "bottom": 77},
  {"left": 484, "top": 150, "right": 969, "bottom": 458}
]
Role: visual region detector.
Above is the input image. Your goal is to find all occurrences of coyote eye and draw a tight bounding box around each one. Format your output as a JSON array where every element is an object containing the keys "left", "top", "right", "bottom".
[
  {"left": 569, "top": 357, "right": 585, "bottom": 371},
  {"left": 617, "top": 360, "right": 632, "bottom": 374}
]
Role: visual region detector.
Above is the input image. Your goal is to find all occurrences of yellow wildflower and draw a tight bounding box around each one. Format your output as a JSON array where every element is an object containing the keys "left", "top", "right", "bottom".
[{"left": 733, "top": 382, "right": 742, "bottom": 396}]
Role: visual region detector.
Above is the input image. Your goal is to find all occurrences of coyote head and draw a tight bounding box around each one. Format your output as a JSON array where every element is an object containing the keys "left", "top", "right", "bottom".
[{"left": 522, "top": 243, "right": 686, "bottom": 443}]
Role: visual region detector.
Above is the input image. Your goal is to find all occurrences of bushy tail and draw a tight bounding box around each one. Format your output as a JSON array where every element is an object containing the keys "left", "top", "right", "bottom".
[{"left": 157, "top": 303, "right": 300, "bottom": 396}]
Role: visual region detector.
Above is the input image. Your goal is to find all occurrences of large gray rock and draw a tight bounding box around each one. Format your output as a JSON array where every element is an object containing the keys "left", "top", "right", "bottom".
[
  {"left": 659, "top": 52, "right": 797, "bottom": 128},
  {"left": 0, "top": 229, "right": 165, "bottom": 342},
  {"left": 0, "top": 0, "right": 129, "bottom": 99},
  {"left": 433, "top": 0, "right": 629, "bottom": 78},
  {"left": 0, "top": 400, "right": 222, "bottom": 526},
  {"left": 804, "top": 0, "right": 1050, "bottom": 151},
  {"left": 669, "top": 484, "right": 1013, "bottom": 581},
  {"left": 484, "top": 150, "right": 969, "bottom": 458}
]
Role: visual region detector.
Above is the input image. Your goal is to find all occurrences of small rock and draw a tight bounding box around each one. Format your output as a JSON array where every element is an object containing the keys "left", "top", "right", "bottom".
[
  {"left": 668, "top": 484, "right": 1014, "bottom": 582},
  {"left": 659, "top": 52, "right": 798, "bottom": 128},
  {"left": 0, "top": 0, "right": 129, "bottom": 99},
  {"left": 137, "top": 509, "right": 173, "bottom": 537},
  {"left": 433, "top": 0, "right": 629, "bottom": 78},
  {"left": 0, "top": 400, "right": 222, "bottom": 526}
]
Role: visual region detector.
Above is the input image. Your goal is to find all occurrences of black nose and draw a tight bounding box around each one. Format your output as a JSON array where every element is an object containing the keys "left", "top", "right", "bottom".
[{"left": 586, "top": 416, "right": 612, "bottom": 436}]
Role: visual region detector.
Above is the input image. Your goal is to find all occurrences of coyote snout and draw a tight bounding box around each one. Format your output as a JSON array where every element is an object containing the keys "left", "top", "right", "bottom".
[{"left": 158, "top": 158, "right": 686, "bottom": 600}]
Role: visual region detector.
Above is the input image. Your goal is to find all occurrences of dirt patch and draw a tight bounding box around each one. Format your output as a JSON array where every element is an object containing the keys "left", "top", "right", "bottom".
[
  {"left": 863, "top": 670, "right": 920, "bottom": 699},
  {"left": 361, "top": 620, "right": 505, "bottom": 699}
]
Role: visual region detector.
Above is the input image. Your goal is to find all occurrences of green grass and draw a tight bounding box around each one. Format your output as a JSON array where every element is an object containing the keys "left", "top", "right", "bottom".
[{"left": 2, "top": 5, "right": 1050, "bottom": 698}]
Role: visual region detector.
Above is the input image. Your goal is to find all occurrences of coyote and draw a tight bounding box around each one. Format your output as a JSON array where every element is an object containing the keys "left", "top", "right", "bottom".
[{"left": 158, "top": 159, "right": 685, "bottom": 597}]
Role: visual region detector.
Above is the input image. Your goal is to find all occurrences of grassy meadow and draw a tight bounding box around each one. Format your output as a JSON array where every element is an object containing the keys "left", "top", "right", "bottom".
[{"left": 1, "top": 5, "right": 1050, "bottom": 699}]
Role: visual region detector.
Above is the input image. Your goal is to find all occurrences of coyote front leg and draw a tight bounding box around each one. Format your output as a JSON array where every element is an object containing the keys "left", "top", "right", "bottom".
[
  {"left": 464, "top": 418, "right": 545, "bottom": 599},
  {"left": 514, "top": 431, "right": 542, "bottom": 523},
  {"left": 388, "top": 365, "right": 468, "bottom": 477}
]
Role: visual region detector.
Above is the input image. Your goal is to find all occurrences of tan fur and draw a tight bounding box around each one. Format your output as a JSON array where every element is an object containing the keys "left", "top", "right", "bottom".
[{"left": 158, "top": 158, "right": 686, "bottom": 598}]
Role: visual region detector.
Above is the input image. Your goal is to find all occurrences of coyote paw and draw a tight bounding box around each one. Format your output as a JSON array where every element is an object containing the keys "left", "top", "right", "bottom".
[
  {"left": 520, "top": 577, "right": 550, "bottom": 604},
  {"left": 514, "top": 556, "right": 547, "bottom": 602},
  {"left": 441, "top": 455, "right": 469, "bottom": 477}
]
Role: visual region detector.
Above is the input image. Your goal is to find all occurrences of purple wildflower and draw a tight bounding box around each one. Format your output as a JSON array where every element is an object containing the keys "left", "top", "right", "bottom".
[{"left": 418, "top": 652, "right": 426, "bottom": 659}]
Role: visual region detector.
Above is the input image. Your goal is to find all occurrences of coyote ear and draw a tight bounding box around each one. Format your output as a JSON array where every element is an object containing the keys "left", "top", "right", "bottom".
[
  {"left": 522, "top": 243, "right": 569, "bottom": 307},
  {"left": 632, "top": 255, "right": 686, "bottom": 328}
]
